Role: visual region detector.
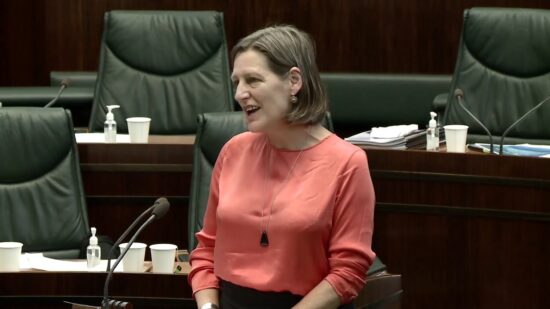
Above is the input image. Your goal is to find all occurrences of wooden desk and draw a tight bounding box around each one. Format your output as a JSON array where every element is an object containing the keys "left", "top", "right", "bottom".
[
  {"left": 77, "top": 139, "right": 549, "bottom": 308},
  {"left": 365, "top": 148, "right": 550, "bottom": 309},
  {"left": 0, "top": 262, "right": 194, "bottom": 309},
  {"left": 0, "top": 262, "right": 400, "bottom": 309},
  {"left": 78, "top": 136, "right": 195, "bottom": 251}
]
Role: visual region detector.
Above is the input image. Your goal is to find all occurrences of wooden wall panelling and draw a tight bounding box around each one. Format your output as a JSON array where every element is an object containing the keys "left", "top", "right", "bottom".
[{"left": 2, "top": 0, "right": 550, "bottom": 86}]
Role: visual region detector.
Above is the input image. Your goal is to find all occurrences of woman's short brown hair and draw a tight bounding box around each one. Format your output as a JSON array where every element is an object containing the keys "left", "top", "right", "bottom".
[{"left": 231, "top": 25, "right": 327, "bottom": 125}]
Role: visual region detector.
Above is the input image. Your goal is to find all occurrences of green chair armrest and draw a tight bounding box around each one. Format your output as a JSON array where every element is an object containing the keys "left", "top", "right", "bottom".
[
  {"left": 432, "top": 92, "right": 448, "bottom": 113},
  {"left": 367, "top": 257, "right": 387, "bottom": 276},
  {"left": 0, "top": 87, "right": 93, "bottom": 107},
  {"left": 0, "top": 87, "right": 94, "bottom": 127},
  {"left": 50, "top": 71, "right": 97, "bottom": 87}
]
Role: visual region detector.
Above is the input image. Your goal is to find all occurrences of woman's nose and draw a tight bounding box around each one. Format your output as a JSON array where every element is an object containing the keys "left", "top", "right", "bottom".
[{"left": 234, "top": 84, "right": 250, "bottom": 102}]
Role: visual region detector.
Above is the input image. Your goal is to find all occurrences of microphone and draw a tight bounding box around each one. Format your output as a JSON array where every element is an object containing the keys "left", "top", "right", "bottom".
[
  {"left": 44, "top": 79, "right": 70, "bottom": 108},
  {"left": 499, "top": 94, "right": 550, "bottom": 155},
  {"left": 102, "top": 197, "right": 170, "bottom": 309},
  {"left": 105, "top": 197, "right": 166, "bottom": 271},
  {"left": 454, "top": 89, "right": 495, "bottom": 154}
]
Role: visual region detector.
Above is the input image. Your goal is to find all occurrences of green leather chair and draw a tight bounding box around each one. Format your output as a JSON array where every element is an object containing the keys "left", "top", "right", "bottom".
[
  {"left": 441, "top": 7, "right": 550, "bottom": 145},
  {"left": 88, "top": 11, "right": 234, "bottom": 135},
  {"left": 187, "top": 112, "right": 250, "bottom": 250},
  {"left": 187, "top": 111, "right": 400, "bottom": 307},
  {"left": 322, "top": 73, "right": 451, "bottom": 138},
  {"left": 0, "top": 107, "right": 90, "bottom": 259}
]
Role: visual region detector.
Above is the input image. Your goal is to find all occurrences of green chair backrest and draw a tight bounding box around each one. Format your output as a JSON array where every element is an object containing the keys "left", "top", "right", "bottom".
[
  {"left": 322, "top": 73, "right": 451, "bottom": 137},
  {"left": 88, "top": 10, "right": 234, "bottom": 134},
  {"left": 0, "top": 107, "right": 89, "bottom": 258},
  {"left": 443, "top": 7, "right": 550, "bottom": 144}
]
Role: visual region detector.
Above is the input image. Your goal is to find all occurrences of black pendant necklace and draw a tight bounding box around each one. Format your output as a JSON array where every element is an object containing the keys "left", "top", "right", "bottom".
[
  {"left": 260, "top": 231, "right": 269, "bottom": 247},
  {"left": 260, "top": 139, "right": 305, "bottom": 248}
]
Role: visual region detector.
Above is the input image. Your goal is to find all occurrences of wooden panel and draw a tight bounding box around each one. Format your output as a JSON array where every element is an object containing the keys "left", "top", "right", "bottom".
[
  {"left": 1, "top": 0, "right": 549, "bottom": 86},
  {"left": 365, "top": 148, "right": 550, "bottom": 309},
  {"left": 0, "top": 268, "right": 195, "bottom": 309},
  {"left": 0, "top": 264, "right": 399, "bottom": 309},
  {"left": 78, "top": 136, "right": 194, "bottom": 251}
]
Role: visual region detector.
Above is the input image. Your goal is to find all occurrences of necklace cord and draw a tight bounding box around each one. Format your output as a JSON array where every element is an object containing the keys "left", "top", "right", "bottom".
[{"left": 260, "top": 138, "right": 305, "bottom": 246}]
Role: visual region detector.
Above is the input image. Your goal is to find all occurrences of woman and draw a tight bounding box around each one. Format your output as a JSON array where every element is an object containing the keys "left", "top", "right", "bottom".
[{"left": 189, "top": 25, "right": 376, "bottom": 309}]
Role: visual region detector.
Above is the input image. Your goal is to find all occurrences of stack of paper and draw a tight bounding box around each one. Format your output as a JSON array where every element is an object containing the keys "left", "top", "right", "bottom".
[
  {"left": 370, "top": 124, "right": 419, "bottom": 139},
  {"left": 345, "top": 128, "right": 431, "bottom": 149}
]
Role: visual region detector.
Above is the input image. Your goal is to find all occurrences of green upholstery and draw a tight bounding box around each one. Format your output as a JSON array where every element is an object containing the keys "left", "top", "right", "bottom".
[
  {"left": 88, "top": 11, "right": 234, "bottom": 134},
  {"left": 187, "top": 112, "right": 247, "bottom": 252},
  {"left": 50, "top": 71, "right": 97, "bottom": 88},
  {"left": 321, "top": 73, "right": 451, "bottom": 137},
  {"left": 442, "top": 7, "right": 550, "bottom": 145},
  {"left": 0, "top": 107, "right": 90, "bottom": 259},
  {"left": 0, "top": 87, "right": 94, "bottom": 128}
]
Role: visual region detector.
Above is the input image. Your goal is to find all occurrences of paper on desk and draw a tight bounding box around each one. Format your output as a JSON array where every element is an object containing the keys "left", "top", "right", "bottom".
[
  {"left": 20, "top": 253, "right": 122, "bottom": 272},
  {"left": 75, "top": 133, "right": 131, "bottom": 143},
  {"left": 473, "top": 143, "right": 550, "bottom": 157},
  {"left": 370, "top": 124, "right": 419, "bottom": 138}
]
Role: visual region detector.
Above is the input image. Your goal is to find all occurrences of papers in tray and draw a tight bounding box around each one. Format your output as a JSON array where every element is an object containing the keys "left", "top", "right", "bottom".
[
  {"left": 370, "top": 124, "right": 419, "bottom": 139},
  {"left": 345, "top": 128, "right": 430, "bottom": 149},
  {"left": 471, "top": 143, "right": 550, "bottom": 157}
]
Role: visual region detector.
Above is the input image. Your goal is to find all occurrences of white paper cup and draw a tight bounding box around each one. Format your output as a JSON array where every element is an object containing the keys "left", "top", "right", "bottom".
[
  {"left": 444, "top": 125, "right": 469, "bottom": 153},
  {"left": 126, "top": 117, "right": 151, "bottom": 143},
  {"left": 150, "top": 244, "right": 177, "bottom": 273},
  {"left": 0, "top": 242, "right": 23, "bottom": 272},
  {"left": 119, "top": 242, "right": 147, "bottom": 272}
]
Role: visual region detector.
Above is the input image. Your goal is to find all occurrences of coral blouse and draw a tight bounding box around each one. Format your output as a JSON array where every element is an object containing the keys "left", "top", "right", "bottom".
[{"left": 189, "top": 132, "right": 376, "bottom": 303}]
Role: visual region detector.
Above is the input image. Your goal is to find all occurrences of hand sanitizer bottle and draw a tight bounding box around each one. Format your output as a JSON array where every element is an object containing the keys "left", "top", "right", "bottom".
[
  {"left": 87, "top": 227, "right": 101, "bottom": 269},
  {"left": 426, "top": 111, "right": 439, "bottom": 151},
  {"left": 104, "top": 105, "right": 120, "bottom": 143}
]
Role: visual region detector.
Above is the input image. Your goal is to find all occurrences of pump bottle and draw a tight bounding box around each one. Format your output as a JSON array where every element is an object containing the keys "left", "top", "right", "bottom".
[
  {"left": 104, "top": 105, "right": 120, "bottom": 143},
  {"left": 426, "top": 111, "right": 439, "bottom": 151},
  {"left": 87, "top": 227, "right": 101, "bottom": 268}
]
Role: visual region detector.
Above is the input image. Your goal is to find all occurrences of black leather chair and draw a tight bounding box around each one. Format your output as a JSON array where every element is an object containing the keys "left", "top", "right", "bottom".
[
  {"left": 441, "top": 7, "right": 550, "bottom": 145},
  {"left": 0, "top": 107, "right": 90, "bottom": 259},
  {"left": 88, "top": 10, "right": 234, "bottom": 135},
  {"left": 187, "top": 111, "right": 401, "bottom": 308}
]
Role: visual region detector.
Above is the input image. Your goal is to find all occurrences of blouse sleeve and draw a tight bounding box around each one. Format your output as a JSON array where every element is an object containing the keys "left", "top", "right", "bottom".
[
  {"left": 324, "top": 149, "right": 376, "bottom": 303},
  {"left": 187, "top": 142, "right": 229, "bottom": 294}
]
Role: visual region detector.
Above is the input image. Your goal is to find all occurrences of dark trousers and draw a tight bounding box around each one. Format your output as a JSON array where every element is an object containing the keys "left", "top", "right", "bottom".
[{"left": 220, "top": 280, "right": 354, "bottom": 309}]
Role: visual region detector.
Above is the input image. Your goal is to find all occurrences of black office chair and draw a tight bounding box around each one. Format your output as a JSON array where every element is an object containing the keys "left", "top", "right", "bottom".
[
  {"left": 441, "top": 7, "right": 550, "bottom": 145},
  {"left": 88, "top": 10, "right": 234, "bottom": 134},
  {"left": 0, "top": 107, "right": 90, "bottom": 258}
]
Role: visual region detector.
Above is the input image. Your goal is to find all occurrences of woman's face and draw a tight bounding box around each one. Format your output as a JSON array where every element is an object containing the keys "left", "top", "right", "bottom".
[{"left": 232, "top": 49, "right": 296, "bottom": 133}]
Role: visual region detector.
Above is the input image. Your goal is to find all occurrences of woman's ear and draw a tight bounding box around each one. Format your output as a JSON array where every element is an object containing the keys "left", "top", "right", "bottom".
[{"left": 288, "top": 67, "right": 303, "bottom": 95}]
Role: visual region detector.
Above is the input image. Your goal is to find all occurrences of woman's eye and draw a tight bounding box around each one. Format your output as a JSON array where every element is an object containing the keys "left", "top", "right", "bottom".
[{"left": 247, "top": 77, "right": 260, "bottom": 85}]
